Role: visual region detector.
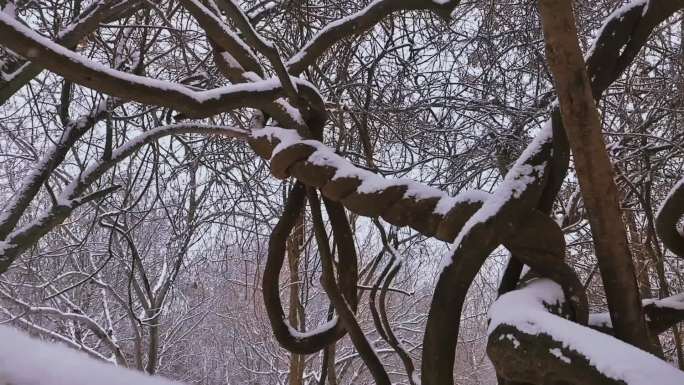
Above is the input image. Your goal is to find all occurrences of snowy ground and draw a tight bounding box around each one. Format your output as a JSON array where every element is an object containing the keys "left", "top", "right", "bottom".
[{"left": 0, "top": 325, "right": 181, "bottom": 385}]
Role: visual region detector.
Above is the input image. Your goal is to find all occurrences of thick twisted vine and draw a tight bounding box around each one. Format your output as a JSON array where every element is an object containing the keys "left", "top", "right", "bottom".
[
  {"left": 498, "top": 0, "right": 684, "bottom": 301},
  {"left": 264, "top": 180, "right": 361, "bottom": 354},
  {"left": 505, "top": 211, "right": 588, "bottom": 325},
  {"left": 0, "top": 0, "right": 682, "bottom": 383},
  {"left": 308, "top": 189, "right": 391, "bottom": 385},
  {"left": 421, "top": 122, "right": 557, "bottom": 385},
  {"left": 324, "top": 199, "right": 360, "bottom": 310},
  {"left": 263, "top": 183, "right": 344, "bottom": 354},
  {"left": 249, "top": 126, "right": 490, "bottom": 242},
  {"left": 249, "top": 122, "right": 589, "bottom": 384},
  {"left": 487, "top": 175, "right": 684, "bottom": 385},
  {"left": 497, "top": 110, "right": 568, "bottom": 300},
  {"left": 484, "top": 2, "right": 684, "bottom": 384}
]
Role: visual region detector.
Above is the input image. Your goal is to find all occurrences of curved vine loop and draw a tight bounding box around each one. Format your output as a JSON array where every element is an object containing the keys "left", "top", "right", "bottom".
[{"left": 263, "top": 178, "right": 361, "bottom": 355}]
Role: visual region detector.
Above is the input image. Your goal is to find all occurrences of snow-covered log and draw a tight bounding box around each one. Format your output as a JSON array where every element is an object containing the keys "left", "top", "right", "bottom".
[{"left": 488, "top": 279, "right": 684, "bottom": 385}]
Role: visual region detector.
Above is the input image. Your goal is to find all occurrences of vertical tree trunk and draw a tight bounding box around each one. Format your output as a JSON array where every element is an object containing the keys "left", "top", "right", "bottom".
[
  {"left": 326, "top": 344, "right": 338, "bottom": 385},
  {"left": 537, "top": 0, "right": 652, "bottom": 352},
  {"left": 287, "top": 212, "right": 305, "bottom": 385},
  {"left": 145, "top": 317, "right": 159, "bottom": 374}
]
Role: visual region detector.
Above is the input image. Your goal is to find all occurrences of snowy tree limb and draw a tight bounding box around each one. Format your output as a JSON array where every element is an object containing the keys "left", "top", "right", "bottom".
[{"left": 0, "top": 0, "right": 143, "bottom": 103}]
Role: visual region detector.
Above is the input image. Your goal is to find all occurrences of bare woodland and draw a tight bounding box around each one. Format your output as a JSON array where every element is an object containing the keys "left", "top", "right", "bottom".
[{"left": 0, "top": 0, "right": 683, "bottom": 384}]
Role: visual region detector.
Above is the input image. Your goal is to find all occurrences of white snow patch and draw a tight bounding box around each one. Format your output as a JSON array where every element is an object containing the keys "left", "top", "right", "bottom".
[
  {"left": 0, "top": 325, "right": 182, "bottom": 385},
  {"left": 433, "top": 189, "right": 489, "bottom": 215},
  {"left": 499, "top": 333, "right": 520, "bottom": 348},
  {"left": 588, "top": 312, "right": 613, "bottom": 329},
  {"left": 549, "top": 347, "right": 572, "bottom": 364},
  {"left": 286, "top": 317, "right": 338, "bottom": 339},
  {"left": 642, "top": 292, "right": 684, "bottom": 311}
]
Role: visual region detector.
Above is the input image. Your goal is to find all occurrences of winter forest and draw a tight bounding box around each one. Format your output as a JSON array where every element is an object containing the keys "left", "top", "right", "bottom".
[{"left": 0, "top": 0, "right": 683, "bottom": 384}]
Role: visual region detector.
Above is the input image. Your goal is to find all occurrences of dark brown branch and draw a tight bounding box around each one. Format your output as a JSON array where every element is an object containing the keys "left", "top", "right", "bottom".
[
  {"left": 0, "top": 0, "right": 142, "bottom": 103},
  {"left": 286, "top": 0, "right": 462, "bottom": 75},
  {"left": 178, "top": 0, "right": 263, "bottom": 77},
  {"left": 0, "top": 15, "right": 311, "bottom": 118}
]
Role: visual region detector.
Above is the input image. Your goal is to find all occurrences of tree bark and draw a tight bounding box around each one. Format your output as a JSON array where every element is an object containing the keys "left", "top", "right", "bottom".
[{"left": 537, "top": 0, "right": 652, "bottom": 352}]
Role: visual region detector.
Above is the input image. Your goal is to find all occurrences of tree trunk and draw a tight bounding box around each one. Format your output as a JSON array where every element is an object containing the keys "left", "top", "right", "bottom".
[{"left": 537, "top": 0, "right": 652, "bottom": 352}]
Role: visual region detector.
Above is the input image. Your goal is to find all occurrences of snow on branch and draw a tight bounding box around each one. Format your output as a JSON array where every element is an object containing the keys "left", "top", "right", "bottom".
[
  {"left": 487, "top": 279, "right": 684, "bottom": 385},
  {"left": 590, "top": 292, "right": 684, "bottom": 335},
  {"left": 215, "top": 0, "right": 299, "bottom": 102},
  {"left": 0, "top": 101, "right": 109, "bottom": 240},
  {"left": 0, "top": 13, "right": 317, "bottom": 118},
  {"left": 0, "top": 0, "right": 138, "bottom": 103},
  {"left": 419, "top": 122, "right": 556, "bottom": 384},
  {"left": 249, "top": 126, "right": 489, "bottom": 241},
  {"left": 443, "top": 121, "right": 552, "bottom": 267},
  {"left": 179, "top": 0, "right": 262, "bottom": 76},
  {"left": 0, "top": 325, "right": 181, "bottom": 385},
  {"left": 0, "top": 287, "right": 128, "bottom": 365},
  {"left": 584, "top": 0, "right": 684, "bottom": 97}
]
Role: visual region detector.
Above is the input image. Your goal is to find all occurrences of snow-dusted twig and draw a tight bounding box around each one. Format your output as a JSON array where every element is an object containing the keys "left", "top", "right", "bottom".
[
  {"left": 286, "top": 0, "right": 461, "bottom": 75},
  {"left": 0, "top": 287, "right": 128, "bottom": 365},
  {"left": 0, "top": 101, "right": 109, "bottom": 239},
  {"left": 0, "top": 124, "right": 247, "bottom": 273}
]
